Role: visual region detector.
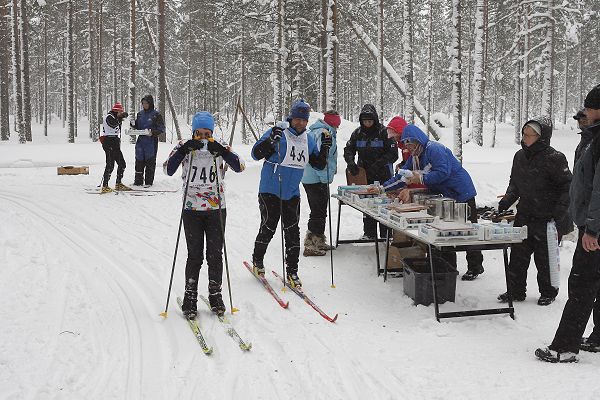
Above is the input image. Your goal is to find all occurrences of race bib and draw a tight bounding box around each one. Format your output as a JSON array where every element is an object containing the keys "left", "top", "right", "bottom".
[{"left": 280, "top": 129, "right": 308, "bottom": 169}]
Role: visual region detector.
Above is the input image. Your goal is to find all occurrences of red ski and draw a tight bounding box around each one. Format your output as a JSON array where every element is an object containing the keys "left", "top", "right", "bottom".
[
  {"left": 243, "top": 261, "right": 289, "bottom": 309},
  {"left": 271, "top": 270, "right": 338, "bottom": 323}
]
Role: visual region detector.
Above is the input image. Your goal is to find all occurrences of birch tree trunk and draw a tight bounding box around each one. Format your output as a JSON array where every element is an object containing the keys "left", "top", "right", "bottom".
[
  {"left": 426, "top": 0, "right": 434, "bottom": 136},
  {"left": 561, "top": 39, "right": 568, "bottom": 125},
  {"left": 112, "top": 15, "right": 118, "bottom": 105},
  {"left": 272, "top": 0, "right": 284, "bottom": 121},
  {"left": 324, "top": 0, "right": 337, "bottom": 111},
  {"left": 402, "top": 0, "right": 414, "bottom": 123},
  {"left": 11, "top": 0, "right": 24, "bottom": 143},
  {"left": 19, "top": 0, "right": 31, "bottom": 141},
  {"left": 470, "top": 0, "right": 485, "bottom": 146},
  {"left": 521, "top": 2, "right": 529, "bottom": 127},
  {"left": 88, "top": 0, "right": 98, "bottom": 140},
  {"left": 540, "top": 0, "right": 554, "bottom": 120},
  {"left": 66, "top": 0, "right": 75, "bottom": 143},
  {"left": 451, "top": 0, "right": 463, "bottom": 161},
  {"left": 157, "top": 0, "right": 166, "bottom": 142},
  {"left": 128, "top": 0, "right": 136, "bottom": 143},
  {"left": 0, "top": 0, "right": 10, "bottom": 140}
]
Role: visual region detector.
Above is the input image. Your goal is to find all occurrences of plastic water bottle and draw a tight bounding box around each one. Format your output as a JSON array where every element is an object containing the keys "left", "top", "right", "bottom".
[{"left": 547, "top": 220, "right": 560, "bottom": 290}]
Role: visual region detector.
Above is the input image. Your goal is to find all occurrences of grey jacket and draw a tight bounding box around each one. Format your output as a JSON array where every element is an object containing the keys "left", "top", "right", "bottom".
[{"left": 570, "top": 122, "right": 600, "bottom": 235}]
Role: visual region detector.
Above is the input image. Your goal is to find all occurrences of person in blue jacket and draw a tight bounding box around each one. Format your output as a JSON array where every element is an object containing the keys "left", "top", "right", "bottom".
[
  {"left": 251, "top": 100, "right": 331, "bottom": 288},
  {"left": 383, "top": 124, "right": 485, "bottom": 281},
  {"left": 130, "top": 94, "right": 165, "bottom": 186},
  {"left": 301, "top": 111, "right": 340, "bottom": 256}
]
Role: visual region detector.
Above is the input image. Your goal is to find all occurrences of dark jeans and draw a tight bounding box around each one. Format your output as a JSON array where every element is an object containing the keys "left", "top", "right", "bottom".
[
  {"left": 550, "top": 229, "right": 600, "bottom": 353},
  {"left": 101, "top": 136, "right": 126, "bottom": 186},
  {"left": 303, "top": 183, "right": 328, "bottom": 235},
  {"left": 134, "top": 158, "right": 156, "bottom": 185},
  {"left": 182, "top": 209, "right": 226, "bottom": 288},
  {"left": 434, "top": 197, "right": 484, "bottom": 272},
  {"left": 506, "top": 221, "right": 558, "bottom": 298},
  {"left": 252, "top": 193, "right": 301, "bottom": 271}
]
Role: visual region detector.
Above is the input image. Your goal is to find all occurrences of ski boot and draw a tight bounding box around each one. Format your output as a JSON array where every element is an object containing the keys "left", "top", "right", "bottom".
[
  {"left": 208, "top": 280, "right": 226, "bottom": 316},
  {"left": 101, "top": 186, "right": 113, "bottom": 194},
  {"left": 580, "top": 337, "right": 600, "bottom": 353},
  {"left": 252, "top": 260, "right": 265, "bottom": 277},
  {"left": 286, "top": 268, "right": 302, "bottom": 289},
  {"left": 182, "top": 278, "right": 198, "bottom": 320},
  {"left": 115, "top": 182, "right": 133, "bottom": 191},
  {"left": 315, "top": 233, "right": 335, "bottom": 251},
  {"left": 534, "top": 347, "right": 578, "bottom": 363},
  {"left": 303, "top": 232, "right": 326, "bottom": 257}
]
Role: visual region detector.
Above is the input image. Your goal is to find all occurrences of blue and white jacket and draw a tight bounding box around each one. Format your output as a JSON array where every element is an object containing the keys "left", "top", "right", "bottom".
[{"left": 301, "top": 119, "right": 337, "bottom": 185}]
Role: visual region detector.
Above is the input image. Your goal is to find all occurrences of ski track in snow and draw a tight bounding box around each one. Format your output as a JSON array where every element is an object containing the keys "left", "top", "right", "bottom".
[{"left": 2, "top": 121, "right": 600, "bottom": 399}]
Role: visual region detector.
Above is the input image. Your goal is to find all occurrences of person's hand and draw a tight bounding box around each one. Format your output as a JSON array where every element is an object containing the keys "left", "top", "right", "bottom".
[
  {"left": 207, "top": 139, "right": 227, "bottom": 156},
  {"left": 398, "top": 188, "right": 411, "bottom": 203},
  {"left": 582, "top": 232, "right": 600, "bottom": 252},
  {"left": 321, "top": 130, "right": 332, "bottom": 149},
  {"left": 270, "top": 126, "right": 283, "bottom": 143},
  {"left": 129, "top": 115, "right": 136, "bottom": 127},
  {"left": 179, "top": 139, "right": 204, "bottom": 154},
  {"left": 347, "top": 163, "right": 359, "bottom": 176},
  {"left": 405, "top": 171, "right": 422, "bottom": 185}
]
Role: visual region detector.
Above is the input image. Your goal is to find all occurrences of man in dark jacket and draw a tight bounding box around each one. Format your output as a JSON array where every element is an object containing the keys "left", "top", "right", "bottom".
[
  {"left": 496, "top": 116, "right": 572, "bottom": 306},
  {"left": 100, "top": 102, "right": 131, "bottom": 193},
  {"left": 536, "top": 84, "right": 600, "bottom": 363},
  {"left": 344, "top": 104, "right": 398, "bottom": 239},
  {"left": 130, "top": 94, "right": 165, "bottom": 186}
]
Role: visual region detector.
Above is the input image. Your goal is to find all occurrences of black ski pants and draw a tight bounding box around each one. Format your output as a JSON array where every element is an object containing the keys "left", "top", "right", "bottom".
[
  {"left": 303, "top": 183, "right": 329, "bottom": 235},
  {"left": 182, "top": 209, "right": 226, "bottom": 289},
  {"left": 550, "top": 229, "right": 600, "bottom": 353},
  {"left": 433, "top": 197, "right": 484, "bottom": 272},
  {"left": 506, "top": 220, "right": 558, "bottom": 298},
  {"left": 134, "top": 159, "right": 156, "bottom": 186},
  {"left": 252, "top": 193, "right": 300, "bottom": 271},
  {"left": 102, "top": 136, "right": 126, "bottom": 186}
]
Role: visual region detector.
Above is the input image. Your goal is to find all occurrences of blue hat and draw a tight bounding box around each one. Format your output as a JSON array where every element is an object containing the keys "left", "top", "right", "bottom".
[
  {"left": 191, "top": 111, "right": 214, "bottom": 133},
  {"left": 288, "top": 100, "right": 311, "bottom": 121}
]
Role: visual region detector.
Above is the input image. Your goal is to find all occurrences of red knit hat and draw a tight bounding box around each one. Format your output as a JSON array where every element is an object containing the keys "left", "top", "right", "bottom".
[
  {"left": 387, "top": 116, "right": 408, "bottom": 138},
  {"left": 111, "top": 102, "right": 124, "bottom": 112},
  {"left": 323, "top": 111, "right": 341, "bottom": 128}
]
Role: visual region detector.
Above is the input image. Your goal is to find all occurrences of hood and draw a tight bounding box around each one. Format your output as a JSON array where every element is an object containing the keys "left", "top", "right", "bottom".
[
  {"left": 400, "top": 125, "right": 429, "bottom": 146},
  {"left": 141, "top": 94, "right": 155, "bottom": 110},
  {"left": 309, "top": 119, "right": 336, "bottom": 136},
  {"left": 358, "top": 104, "right": 380, "bottom": 125},
  {"left": 522, "top": 116, "right": 552, "bottom": 146}
]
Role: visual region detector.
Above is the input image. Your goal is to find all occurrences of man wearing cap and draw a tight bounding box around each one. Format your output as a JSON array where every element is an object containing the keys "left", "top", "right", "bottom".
[
  {"left": 536, "top": 84, "right": 600, "bottom": 363},
  {"left": 250, "top": 100, "right": 330, "bottom": 287},
  {"left": 100, "top": 102, "right": 130, "bottom": 193},
  {"left": 130, "top": 94, "right": 165, "bottom": 186},
  {"left": 301, "top": 110, "right": 341, "bottom": 256}
]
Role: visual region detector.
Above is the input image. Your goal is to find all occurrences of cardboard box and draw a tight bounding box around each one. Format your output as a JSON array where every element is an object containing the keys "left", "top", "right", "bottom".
[
  {"left": 57, "top": 166, "right": 89, "bottom": 175},
  {"left": 392, "top": 230, "right": 412, "bottom": 245},
  {"left": 387, "top": 244, "right": 426, "bottom": 269}
]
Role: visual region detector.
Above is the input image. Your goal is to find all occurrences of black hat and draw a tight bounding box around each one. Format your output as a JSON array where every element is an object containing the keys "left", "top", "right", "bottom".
[
  {"left": 573, "top": 109, "right": 586, "bottom": 121},
  {"left": 584, "top": 85, "right": 600, "bottom": 109}
]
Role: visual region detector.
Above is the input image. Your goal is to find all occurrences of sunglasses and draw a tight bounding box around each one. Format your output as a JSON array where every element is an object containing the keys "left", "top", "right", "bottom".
[{"left": 401, "top": 138, "right": 417, "bottom": 145}]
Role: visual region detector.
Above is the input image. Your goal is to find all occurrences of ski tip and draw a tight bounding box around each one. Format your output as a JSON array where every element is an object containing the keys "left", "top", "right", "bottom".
[
  {"left": 282, "top": 301, "right": 290, "bottom": 309},
  {"left": 329, "top": 314, "right": 338, "bottom": 323},
  {"left": 203, "top": 347, "right": 214, "bottom": 356},
  {"left": 241, "top": 343, "right": 253, "bottom": 351},
  {"left": 159, "top": 311, "right": 168, "bottom": 319}
]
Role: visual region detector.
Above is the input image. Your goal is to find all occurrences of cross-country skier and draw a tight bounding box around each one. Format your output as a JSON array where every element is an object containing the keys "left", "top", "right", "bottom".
[{"left": 100, "top": 102, "right": 131, "bottom": 193}]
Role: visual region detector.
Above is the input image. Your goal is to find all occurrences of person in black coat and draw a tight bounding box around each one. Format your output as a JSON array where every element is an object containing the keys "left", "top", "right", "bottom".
[
  {"left": 496, "top": 116, "right": 573, "bottom": 306},
  {"left": 343, "top": 104, "right": 398, "bottom": 239}
]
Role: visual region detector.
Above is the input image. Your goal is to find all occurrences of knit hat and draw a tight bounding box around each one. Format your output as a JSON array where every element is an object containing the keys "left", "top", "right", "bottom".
[
  {"left": 584, "top": 85, "right": 600, "bottom": 110},
  {"left": 387, "top": 116, "right": 408, "bottom": 138},
  {"left": 524, "top": 121, "right": 542, "bottom": 136},
  {"left": 191, "top": 111, "right": 215, "bottom": 133},
  {"left": 111, "top": 102, "right": 124, "bottom": 112},
  {"left": 323, "top": 111, "right": 341, "bottom": 128},
  {"left": 288, "top": 100, "right": 311, "bottom": 121}
]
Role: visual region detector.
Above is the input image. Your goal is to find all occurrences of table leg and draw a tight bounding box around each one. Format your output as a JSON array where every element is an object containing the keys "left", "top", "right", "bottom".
[
  {"left": 384, "top": 228, "right": 391, "bottom": 281},
  {"left": 429, "top": 244, "right": 440, "bottom": 322},
  {"left": 375, "top": 230, "right": 381, "bottom": 276},
  {"left": 335, "top": 200, "right": 342, "bottom": 248},
  {"left": 503, "top": 245, "right": 515, "bottom": 319}
]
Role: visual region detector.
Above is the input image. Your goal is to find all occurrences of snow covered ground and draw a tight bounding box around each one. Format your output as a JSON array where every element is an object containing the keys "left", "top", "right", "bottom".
[{"left": 1, "top": 116, "right": 599, "bottom": 400}]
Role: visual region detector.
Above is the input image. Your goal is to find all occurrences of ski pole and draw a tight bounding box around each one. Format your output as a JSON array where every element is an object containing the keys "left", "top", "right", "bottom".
[
  {"left": 275, "top": 121, "right": 289, "bottom": 291},
  {"left": 160, "top": 151, "right": 194, "bottom": 318},
  {"left": 213, "top": 156, "right": 238, "bottom": 314},
  {"left": 323, "top": 129, "right": 335, "bottom": 288}
]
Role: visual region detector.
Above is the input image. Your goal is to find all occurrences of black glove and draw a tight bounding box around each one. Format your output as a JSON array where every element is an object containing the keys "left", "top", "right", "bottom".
[
  {"left": 347, "top": 163, "right": 359, "bottom": 176},
  {"left": 321, "top": 131, "right": 333, "bottom": 149},
  {"left": 207, "top": 139, "right": 227, "bottom": 156},
  {"left": 179, "top": 139, "right": 205, "bottom": 154},
  {"left": 270, "top": 126, "right": 283, "bottom": 143},
  {"left": 497, "top": 200, "right": 508, "bottom": 213}
]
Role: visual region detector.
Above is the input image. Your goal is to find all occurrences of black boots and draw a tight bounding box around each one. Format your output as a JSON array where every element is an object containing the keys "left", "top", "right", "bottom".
[
  {"left": 208, "top": 280, "right": 226, "bottom": 316},
  {"left": 182, "top": 278, "right": 198, "bottom": 320}
]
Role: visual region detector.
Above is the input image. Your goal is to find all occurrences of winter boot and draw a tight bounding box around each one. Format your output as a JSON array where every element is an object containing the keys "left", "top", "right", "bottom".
[
  {"left": 497, "top": 291, "right": 526, "bottom": 303},
  {"left": 208, "top": 280, "right": 226, "bottom": 316},
  {"left": 534, "top": 347, "right": 578, "bottom": 363},
  {"left": 315, "top": 234, "right": 335, "bottom": 251},
  {"left": 101, "top": 186, "right": 113, "bottom": 194},
  {"left": 252, "top": 260, "right": 265, "bottom": 277},
  {"left": 461, "top": 267, "right": 484, "bottom": 281},
  {"left": 580, "top": 337, "right": 600, "bottom": 353},
  {"left": 303, "top": 232, "right": 326, "bottom": 257},
  {"left": 286, "top": 267, "right": 302, "bottom": 289},
  {"left": 537, "top": 296, "right": 556, "bottom": 306},
  {"left": 182, "top": 278, "right": 198, "bottom": 320},
  {"left": 115, "top": 182, "right": 133, "bottom": 191}
]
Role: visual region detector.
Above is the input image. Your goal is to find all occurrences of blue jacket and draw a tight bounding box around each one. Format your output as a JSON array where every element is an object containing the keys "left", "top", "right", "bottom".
[
  {"left": 383, "top": 125, "right": 477, "bottom": 202},
  {"left": 301, "top": 120, "right": 337, "bottom": 184},
  {"left": 134, "top": 108, "right": 165, "bottom": 160},
  {"left": 252, "top": 126, "right": 320, "bottom": 200}
]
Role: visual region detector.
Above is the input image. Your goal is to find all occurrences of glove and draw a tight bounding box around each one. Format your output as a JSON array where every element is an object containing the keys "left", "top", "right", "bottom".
[
  {"left": 347, "top": 163, "right": 359, "bottom": 176},
  {"left": 179, "top": 139, "right": 205, "bottom": 154},
  {"left": 270, "top": 126, "right": 283, "bottom": 143},
  {"left": 321, "top": 131, "right": 332, "bottom": 149},
  {"left": 497, "top": 200, "right": 508, "bottom": 213},
  {"left": 207, "top": 139, "right": 227, "bottom": 156}
]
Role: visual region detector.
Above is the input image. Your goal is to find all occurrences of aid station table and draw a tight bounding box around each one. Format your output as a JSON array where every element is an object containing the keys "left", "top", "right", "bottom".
[{"left": 332, "top": 194, "right": 524, "bottom": 322}]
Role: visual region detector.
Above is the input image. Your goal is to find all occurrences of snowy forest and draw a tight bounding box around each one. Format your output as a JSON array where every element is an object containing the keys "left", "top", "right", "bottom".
[{"left": 1, "top": 0, "right": 599, "bottom": 154}]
